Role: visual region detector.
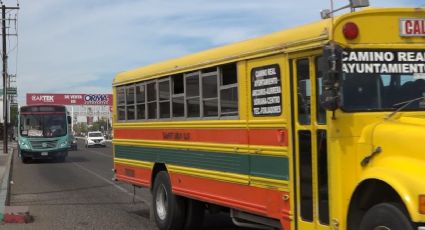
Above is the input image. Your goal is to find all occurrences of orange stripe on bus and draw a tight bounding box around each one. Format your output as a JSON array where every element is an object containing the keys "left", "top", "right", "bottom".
[
  {"left": 114, "top": 164, "right": 152, "bottom": 188},
  {"left": 114, "top": 163, "right": 291, "bottom": 229},
  {"left": 114, "top": 128, "right": 288, "bottom": 146},
  {"left": 170, "top": 173, "right": 291, "bottom": 230}
]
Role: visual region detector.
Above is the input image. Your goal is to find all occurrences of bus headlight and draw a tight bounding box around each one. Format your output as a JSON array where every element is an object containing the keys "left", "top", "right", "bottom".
[
  {"left": 19, "top": 141, "right": 30, "bottom": 150},
  {"left": 59, "top": 140, "right": 69, "bottom": 148}
]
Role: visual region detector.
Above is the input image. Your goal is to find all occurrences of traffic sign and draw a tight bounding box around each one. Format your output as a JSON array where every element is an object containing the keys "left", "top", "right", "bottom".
[{"left": 0, "top": 88, "right": 17, "bottom": 95}]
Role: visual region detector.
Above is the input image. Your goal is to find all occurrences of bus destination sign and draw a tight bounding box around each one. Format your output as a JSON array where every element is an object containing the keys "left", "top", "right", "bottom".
[
  {"left": 342, "top": 50, "right": 425, "bottom": 74},
  {"left": 251, "top": 64, "right": 282, "bottom": 116},
  {"left": 400, "top": 18, "right": 425, "bottom": 37}
]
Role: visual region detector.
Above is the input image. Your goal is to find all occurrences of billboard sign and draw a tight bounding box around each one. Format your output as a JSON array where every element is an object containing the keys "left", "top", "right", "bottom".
[{"left": 27, "top": 93, "right": 113, "bottom": 106}]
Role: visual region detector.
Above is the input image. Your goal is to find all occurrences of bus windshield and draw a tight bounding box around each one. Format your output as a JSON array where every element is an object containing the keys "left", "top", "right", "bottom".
[
  {"left": 342, "top": 73, "right": 425, "bottom": 111},
  {"left": 20, "top": 114, "right": 67, "bottom": 138}
]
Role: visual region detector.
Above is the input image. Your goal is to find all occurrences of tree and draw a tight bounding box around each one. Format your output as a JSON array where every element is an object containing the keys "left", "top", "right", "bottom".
[
  {"left": 73, "top": 122, "right": 88, "bottom": 136},
  {"left": 88, "top": 118, "right": 109, "bottom": 132},
  {"left": 10, "top": 106, "right": 18, "bottom": 126}
]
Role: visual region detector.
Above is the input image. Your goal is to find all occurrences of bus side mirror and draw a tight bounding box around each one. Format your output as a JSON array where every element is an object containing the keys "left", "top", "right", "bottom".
[
  {"left": 320, "top": 44, "right": 343, "bottom": 111},
  {"left": 67, "top": 116, "right": 71, "bottom": 125}
]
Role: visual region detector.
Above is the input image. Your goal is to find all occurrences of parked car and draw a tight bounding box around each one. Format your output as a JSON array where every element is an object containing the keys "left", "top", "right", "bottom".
[
  {"left": 85, "top": 131, "right": 106, "bottom": 148},
  {"left": 69, "top": 134, "right": 78, "bottom": 151}
]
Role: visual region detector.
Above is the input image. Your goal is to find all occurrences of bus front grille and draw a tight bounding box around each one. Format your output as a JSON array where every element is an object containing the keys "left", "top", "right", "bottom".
[{"left": 30, "top": 140, "right": 58, "bottom": 149}]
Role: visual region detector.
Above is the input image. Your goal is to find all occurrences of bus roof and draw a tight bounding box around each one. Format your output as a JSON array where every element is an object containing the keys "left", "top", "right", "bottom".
[
  {"left": 113, "top": 19, "right": 331, "bottom": 86},
  {"left": 113, "top": 8, "right": 418, "bottom": 86}
]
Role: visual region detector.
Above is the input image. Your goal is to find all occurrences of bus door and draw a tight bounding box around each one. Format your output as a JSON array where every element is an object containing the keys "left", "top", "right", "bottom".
[{"left": 290, "top": 53, "right": 331, "bottom": 230}]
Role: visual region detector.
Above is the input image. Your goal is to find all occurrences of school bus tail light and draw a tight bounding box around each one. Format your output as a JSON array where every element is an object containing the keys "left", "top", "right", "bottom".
[
  {"left": 420, "top": 195, "right": 425, "bottom": 214},
  {"left": 343, "top": 22, "right": 359, "bottom": 40}
]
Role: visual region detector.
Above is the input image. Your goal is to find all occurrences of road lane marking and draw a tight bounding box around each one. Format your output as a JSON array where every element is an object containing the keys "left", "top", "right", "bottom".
[{"left": 71, "top": 162, "right": 149, "bottom": 205}]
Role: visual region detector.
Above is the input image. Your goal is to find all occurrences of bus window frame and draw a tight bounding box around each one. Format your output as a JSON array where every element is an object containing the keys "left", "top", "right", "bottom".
[
  {"left": 158, "top": 77, "right": 172, "bottom": 120},
  {"left": 135, "top": 83, "right": 147, "bottom": 120},
  {"left": 114, "top": 63, "right": 240, "bottom": 122},
  {"left": 184, "top": 71, "right": 202, "bottom": 119},
  {"left": 219, "top": 65, "right": 239, "bottom": 118},
  {"left": 201, "top": 69, "right": 220, "bottom": 119}
]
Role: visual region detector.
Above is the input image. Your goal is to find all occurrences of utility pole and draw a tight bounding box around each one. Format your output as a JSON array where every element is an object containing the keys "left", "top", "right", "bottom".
[{"left": 2, "top": 4, "right": 19, "bottom": 154}]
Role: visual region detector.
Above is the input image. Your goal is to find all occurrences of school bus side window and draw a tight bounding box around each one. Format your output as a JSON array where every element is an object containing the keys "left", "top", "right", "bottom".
[
  {"left": 159, "top": 79, "right": 171, "bottom": 119},
  {"left": 172, "top": 74, "right": 184, "bottom": 118},
  {"left": 136, "top": 84, "right": 146, "bottom": 120},
  {"left": 202, "top": 68, "right": 219, "bottom": 117},
  {"left": 316, "top": 56, "right": 326, "bottom": 125},
  {"left": 116, "top": 63, "right": 238, "bottom": 121},
  {"left": 117, "top": 87, "right": 126, "bottom": 121},
  {"left": 185, "top": 72, "right": 201, "bottom": 118},
  {"left": 220, "top": 64, "right": 238, "bottom": 117},
  {"left": 297, "top": 59, "right": 311, "bottom": 125},
  {"left": 147, "top": 82, "right": 157, "bottom": 119},
  {"left": 126, "top": 85, "right": 136, "bottom": 120}
]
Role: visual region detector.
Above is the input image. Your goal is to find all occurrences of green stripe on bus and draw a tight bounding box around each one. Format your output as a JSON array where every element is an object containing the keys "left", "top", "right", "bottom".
[{"left": 114, "top": 145, "right": 289, "bottom": 181}]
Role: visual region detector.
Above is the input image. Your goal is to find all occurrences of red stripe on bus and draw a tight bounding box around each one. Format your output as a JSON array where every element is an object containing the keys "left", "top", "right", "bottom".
[
  {"left": 114, "top": 128, "right": 288, "bottom": 147},
  {"left": 170, "top": 173, "right": 291, "bottom": 229},
  {"left": 114, "top": 163, "right": 290, "bottom": 229}
]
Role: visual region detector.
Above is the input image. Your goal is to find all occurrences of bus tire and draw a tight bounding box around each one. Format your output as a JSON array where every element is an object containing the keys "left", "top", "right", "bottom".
[
  {"left": 152, "top": 171, "right": 185, "bottom": 230},
  {"left": 22, "top": 157, "right": 30, "bottom": 164},
  {"left": 359, "top": 203, "right": 413, "bottom": 230},
  {"left": 183, "top": 199, "right": 205, "bottom": 230}
]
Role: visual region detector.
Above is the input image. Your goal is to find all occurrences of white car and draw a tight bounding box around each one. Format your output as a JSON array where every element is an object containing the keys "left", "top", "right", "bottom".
[{"left": 85, "top": 131, "right": 106, "bottom": 148}]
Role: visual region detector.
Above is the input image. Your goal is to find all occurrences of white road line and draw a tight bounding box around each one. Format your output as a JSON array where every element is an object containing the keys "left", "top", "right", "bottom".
[{"left": 71, "top": 162, "right": 149, "bottom": 204}]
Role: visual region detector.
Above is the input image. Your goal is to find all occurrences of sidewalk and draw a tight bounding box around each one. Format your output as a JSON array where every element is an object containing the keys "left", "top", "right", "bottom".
[{"left": 0, "top": 141, "right": 16, "bottom": 221}]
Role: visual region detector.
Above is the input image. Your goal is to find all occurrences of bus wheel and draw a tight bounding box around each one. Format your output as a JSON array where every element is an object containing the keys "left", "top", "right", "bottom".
[
  {"left": 183, "top": 199, "right": 205, "bottom": 230},
  {"left": 152, "top": 171, "right": 185, "bottom": 230},
  {"left": 22, "top": 157, "right": 30, "bottom": 164},
  {"left": 359, "top": 203, "right": 413, "bottom": 230}
]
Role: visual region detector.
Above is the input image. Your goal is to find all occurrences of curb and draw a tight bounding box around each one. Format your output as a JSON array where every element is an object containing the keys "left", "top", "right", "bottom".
[
  {"left": 0, "top": 149, "right": 13, "bottom": 221},
  {"left": 0, "top": 147, "right": 33, "bottom": 224}
]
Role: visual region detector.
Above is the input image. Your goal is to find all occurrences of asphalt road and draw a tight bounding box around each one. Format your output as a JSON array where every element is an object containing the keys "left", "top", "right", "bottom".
[{"left": 4, "top": 140, "right": 250, "bottom": 230}]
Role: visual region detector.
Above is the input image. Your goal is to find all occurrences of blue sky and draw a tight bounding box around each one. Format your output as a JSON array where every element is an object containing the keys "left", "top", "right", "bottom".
[{"left": 5, "top": 0, "right": 423, "bottom": 104}]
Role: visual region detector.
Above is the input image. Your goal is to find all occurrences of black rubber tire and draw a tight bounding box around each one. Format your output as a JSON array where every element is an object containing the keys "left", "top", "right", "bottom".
[
  {"left": 21, "top": 157, "right": 30, "bottom": 164},
  {"left": 359, "top": 203, "right": 414, "bottom": 230},
  {"left": 183, "top": 199, "right": 205, "bottom": 230},
  {"left": 152, "top": 171, "right": 186, "bottom": 230}
]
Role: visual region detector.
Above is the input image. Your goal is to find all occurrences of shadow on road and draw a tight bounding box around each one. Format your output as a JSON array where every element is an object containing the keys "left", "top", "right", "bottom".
[{"left": 20, "top": 156, "right": 89, "bottom": 164}]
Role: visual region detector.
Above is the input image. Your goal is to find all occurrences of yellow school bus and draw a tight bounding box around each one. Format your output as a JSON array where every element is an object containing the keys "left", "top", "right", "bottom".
[{"left": 112, "top": 4, "right": 425, "bottom": 230}]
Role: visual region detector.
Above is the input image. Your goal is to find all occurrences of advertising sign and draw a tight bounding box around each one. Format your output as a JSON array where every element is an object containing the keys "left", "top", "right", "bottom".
[{"left": 26, "top": 93, "right": 113, "bottom": 106}]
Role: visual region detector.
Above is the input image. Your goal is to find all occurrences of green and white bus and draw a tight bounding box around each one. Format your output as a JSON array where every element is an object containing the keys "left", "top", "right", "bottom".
[{"left": 17, "top": 105, "right": 71, "bottom": 163}]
